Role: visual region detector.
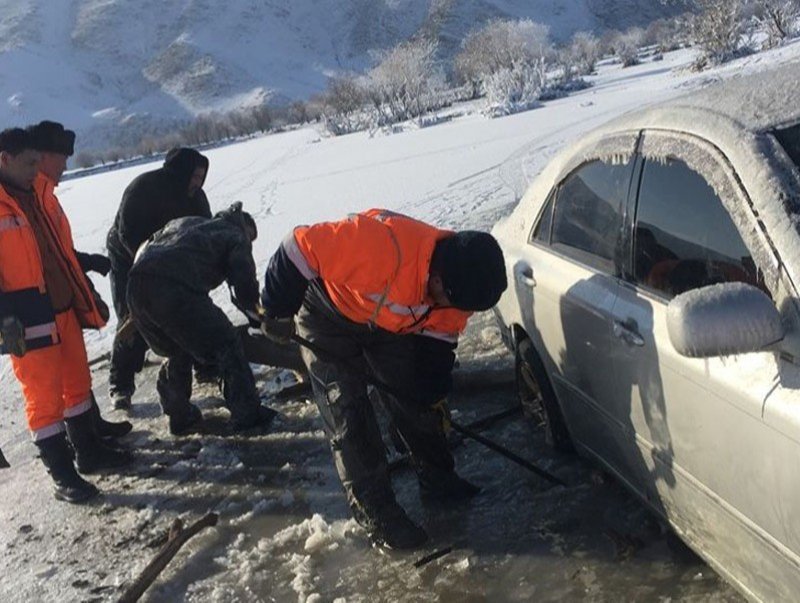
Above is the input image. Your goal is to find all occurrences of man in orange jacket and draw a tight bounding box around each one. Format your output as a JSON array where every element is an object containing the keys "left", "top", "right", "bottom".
[
  {"left": 26, "top": 120, "right": 132, "bottom": 441},
  {"left": 0, "top": 128, "right": 131, "bottom": 504},
  {"left": 260, "top": 209, "right": 507, "bottom": 549}
]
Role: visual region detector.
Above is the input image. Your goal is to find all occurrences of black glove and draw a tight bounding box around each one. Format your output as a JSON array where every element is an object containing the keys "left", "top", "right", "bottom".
[
  {"left": 0, "top": 446, "right": 9, "bottom": 469},
  {"left": 77, "top": 251, "right": 112, "bottom": 276},
  {"left": 430, "top": 398, "right": 452, "bottom": 434},
  {"left": 260, "top": 315, "right": 295, "bottom": 345},
  {"left": 0, "top": 316, "right": 26, "bottom": 357},
  {"left": 239, "top": 307, "right": 262, "bottom": 330}
]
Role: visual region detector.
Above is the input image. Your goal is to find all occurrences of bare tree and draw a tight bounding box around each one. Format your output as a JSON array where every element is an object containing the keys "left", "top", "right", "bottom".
[
  {"left": 615, "top": 27, "right": 645, "bottom": 67},
  {"left": 663, "top": 0, "right": 752, "bottom": 67},
  {"left": 568, "top": 31, "right": 602, "bottom": 75},
  {"left": 319, "top": 74, "right": 370, "bottom": 135},
  {"left": 752, "top": 0, "right": 800, "bottom": 47},
  {"left": 644, "top": 16, "right": 690, "bottom": 52},
  {"left": 74, "top": 151, "right": 98, "bottom": 169},
  {"left": 366, "top": 37, "right": 441, "bottom": 127},
  {"left": 454, "top": 19, "right": 552, "bottom": 96}
]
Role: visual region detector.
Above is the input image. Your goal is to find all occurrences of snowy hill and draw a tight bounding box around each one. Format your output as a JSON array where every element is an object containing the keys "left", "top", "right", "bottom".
[{"left": 0, "top": 0, "right": 679, "bottom": 151}]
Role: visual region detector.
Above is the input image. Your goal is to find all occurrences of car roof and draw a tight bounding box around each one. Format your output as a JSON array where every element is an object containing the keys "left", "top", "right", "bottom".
[{"left": 609, "top": 59, "right": 800, "bottom": 136}]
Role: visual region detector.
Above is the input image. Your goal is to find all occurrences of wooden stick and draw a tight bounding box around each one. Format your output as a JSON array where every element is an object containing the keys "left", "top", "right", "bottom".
[{"left": 118, "top": 512, "right": 219, "bottom": 603}]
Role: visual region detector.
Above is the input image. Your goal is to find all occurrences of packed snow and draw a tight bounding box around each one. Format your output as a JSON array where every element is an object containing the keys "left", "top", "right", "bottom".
[{"left": 4, "top": 41, "right": 800, "bottom": 602}]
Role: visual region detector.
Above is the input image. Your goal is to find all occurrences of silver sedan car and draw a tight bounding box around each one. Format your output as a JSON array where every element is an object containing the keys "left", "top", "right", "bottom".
[{"left": 492, "top": 63, "right": 800, "bottom": 602}]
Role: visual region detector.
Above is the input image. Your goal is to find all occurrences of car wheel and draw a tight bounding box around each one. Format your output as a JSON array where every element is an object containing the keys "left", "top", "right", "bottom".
[{"left": 515, "top": 336, "right": 574, "bottom": 453}]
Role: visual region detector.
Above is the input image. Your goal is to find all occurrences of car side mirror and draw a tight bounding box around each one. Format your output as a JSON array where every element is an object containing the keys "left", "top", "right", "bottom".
[{"left": 667, "top": 282, "right": 785, "bottom": 358}]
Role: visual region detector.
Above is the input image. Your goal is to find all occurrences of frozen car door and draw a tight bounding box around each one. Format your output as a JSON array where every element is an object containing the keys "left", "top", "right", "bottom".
[{"left": 525, "top": 157, "right": 635, "bottom": 472}]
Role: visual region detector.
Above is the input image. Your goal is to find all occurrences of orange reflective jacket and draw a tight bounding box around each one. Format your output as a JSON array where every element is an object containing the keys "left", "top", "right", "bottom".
[
  {"left": 286, "top": 209, "right": 470, "bottom": 343},
  {"left": 0, "top": 175, "right": 106, "bottom": 338}
]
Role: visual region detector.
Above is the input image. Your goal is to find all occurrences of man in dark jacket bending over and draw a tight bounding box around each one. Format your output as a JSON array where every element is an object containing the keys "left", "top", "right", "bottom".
[
  {"left": 126, "top": 203, "right": 276, "bottom": 435},
  {"left": 106, "top": 147, "right": 211, "bottom": 409}
]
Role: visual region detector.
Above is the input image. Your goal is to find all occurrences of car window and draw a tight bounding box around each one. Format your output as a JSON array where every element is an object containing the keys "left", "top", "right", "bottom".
[
  {"left": 530, "top": 190, "right": 555, "bottom": 244},
  {"left": 549, "top": 159, "right": 632, "bottom": 273},
  {"left": 774, "top": 122, "right": 800, "bottom": 169},
  {"left": 633, "top": 158, "right": 764, "bottom": 298}
]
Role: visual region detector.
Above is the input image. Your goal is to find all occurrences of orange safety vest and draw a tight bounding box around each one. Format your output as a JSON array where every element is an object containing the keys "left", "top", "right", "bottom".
[
  {"left": 286, "top": 209, "right": 470, "bottom": 343},
  {"left": 0, "top": 174, "right": 106, "bottom": 341}
]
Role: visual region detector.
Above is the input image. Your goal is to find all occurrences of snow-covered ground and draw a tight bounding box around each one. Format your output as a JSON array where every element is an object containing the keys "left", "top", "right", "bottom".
[{"left": 3, "top": 43, "right": 800, "bottom": 602}]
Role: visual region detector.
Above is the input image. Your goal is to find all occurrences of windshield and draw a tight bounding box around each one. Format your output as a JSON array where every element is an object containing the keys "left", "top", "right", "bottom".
[{"left": 774, "top": 123, "right": 800, "bottom": 169}]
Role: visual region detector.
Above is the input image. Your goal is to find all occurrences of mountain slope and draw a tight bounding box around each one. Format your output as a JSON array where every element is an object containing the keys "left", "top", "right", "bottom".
[{"left": 0, "top": 0, "right": 679, "bottom": 151}]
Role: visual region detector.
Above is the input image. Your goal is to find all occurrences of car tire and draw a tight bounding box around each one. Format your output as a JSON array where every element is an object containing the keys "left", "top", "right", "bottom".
[{"left": 515, "top": 336, "right": 574, "bottom": 453}]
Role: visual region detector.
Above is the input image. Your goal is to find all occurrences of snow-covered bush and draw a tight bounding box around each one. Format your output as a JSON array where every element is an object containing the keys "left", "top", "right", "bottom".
[
  {"left": 752, "top": 0, "right": 800, "bottom": 47},
  {"left": 454, "top": 19, "right": 552, "bottom": 96},
  {"left": 568, "top": 31, "right": 602, "bottom": 75},
  {"left": 616, "top": 27, "right": 645, "bottom": 67},
  {"left": 692, "top": 0, "right": 753, "bottom": 66},
  {"left": 319, "top": 74, "right": 371, "bottom": 135},
  {"left": 365, "top": 38, "right": 443, "bottom": 129},
  {"left": 483, "top": 61, "right": 545, "bottom": 117},
  {"left": 645, "top": 16, "right": 690, "bottom": 52},
  {"left": 666, "top": 0, "right": 753, "bottom": 67}
]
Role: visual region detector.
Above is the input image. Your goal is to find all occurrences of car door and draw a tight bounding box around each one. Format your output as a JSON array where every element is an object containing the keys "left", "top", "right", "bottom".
[
  {"left": 519, "top": 150, "right": 638, "bottom": 478},
  {"left": 610, "top": 130, "right": 800, "bottom": 598}
]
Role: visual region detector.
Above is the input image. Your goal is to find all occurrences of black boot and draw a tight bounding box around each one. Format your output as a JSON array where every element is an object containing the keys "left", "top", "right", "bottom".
[
  {"left": 65, "top": 411, "right": 134, "bottom": 474},
  {"left": 35, "top": 432, "right": 99, "bottom": 503},
  {"left": 90, "top": 394, "right": 132, "bottom": 439},
  {"left": 168, "top": 403, "right": 204, "bottom": 436},
  {"left": 230, "top": 405, "right": 278, "bottom": 433},
  {"left": 353, "top": 498, "right": 429, "bottom": 550},
  {"left": 111, "top": 393, "right": 132, "bottom": 411},
  {"left": 418, "top": 469, "right": 481, "bottom": 504}
]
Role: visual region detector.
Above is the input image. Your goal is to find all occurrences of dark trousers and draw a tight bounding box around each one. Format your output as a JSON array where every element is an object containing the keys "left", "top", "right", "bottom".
[
  {"left": 108, "top": 252, "right": 147, "bottom": 397},
  {"left": 126, "top": 274, "right": 261, "bottom": 426},
  {"left": 296, "top": 287, "right": 453, "bottom": 518}
]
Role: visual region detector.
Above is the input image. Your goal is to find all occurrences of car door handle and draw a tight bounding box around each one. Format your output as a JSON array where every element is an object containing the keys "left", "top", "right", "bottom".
[
  {"left": 516, "top": 265, "right": 536, "bottom": 287},
  {"left": 613, "top": 320, "right": 644, "bottom": 347}
]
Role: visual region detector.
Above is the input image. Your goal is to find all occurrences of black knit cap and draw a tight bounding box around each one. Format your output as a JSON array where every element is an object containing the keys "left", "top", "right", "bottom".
[
  {"left": 26, "top": 121, "right": 76, "bottom": 156},
  {"left": 434, "top": 231, "right": 508, "bottom": 311}
]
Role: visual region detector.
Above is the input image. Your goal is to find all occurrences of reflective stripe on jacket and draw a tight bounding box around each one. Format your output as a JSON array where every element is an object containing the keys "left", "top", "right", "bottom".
[
  {"left": 287, "top": 209, "right": 470, "bottom": 342},
  {"left": 0, "top": 175, "right": 106, "bottom": 340}
]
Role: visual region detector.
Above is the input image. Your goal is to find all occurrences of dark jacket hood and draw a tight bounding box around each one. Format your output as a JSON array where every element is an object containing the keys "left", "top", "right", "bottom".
[{"left": 163, "top": 147, "right": 209, "bottom": 187}]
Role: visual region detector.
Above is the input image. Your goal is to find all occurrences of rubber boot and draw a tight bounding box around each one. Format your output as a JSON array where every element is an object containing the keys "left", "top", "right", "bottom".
[
  {"left": 35, "top": 432, "right": 99, "bottom": 503},
  {"left": 90, "top": 394, "right": 132, "bottom": 439},
  {"left": 353, "top": 498, "right": 428, "bottom": 550},
  {"left": 65, "top": 411, "right": 134, "bottom": 474}
]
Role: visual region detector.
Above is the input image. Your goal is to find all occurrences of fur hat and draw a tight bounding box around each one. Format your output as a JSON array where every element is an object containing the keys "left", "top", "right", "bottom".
[
  {"left": 434, "top": 231, "right": 507, "bottom": 311},
  {"left": 26, "top": 121, "right": 76, "bottom": 156}
]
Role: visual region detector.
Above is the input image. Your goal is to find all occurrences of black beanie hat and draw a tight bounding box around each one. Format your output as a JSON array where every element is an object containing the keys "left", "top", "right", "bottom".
[
  {"left": 26, "top": 121, "right": 76, "bottom": 156},
  {"left": 434, "top": 231, "right": 507, "bottom": 311}
]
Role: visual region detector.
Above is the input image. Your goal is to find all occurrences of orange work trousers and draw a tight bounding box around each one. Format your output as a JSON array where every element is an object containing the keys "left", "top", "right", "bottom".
[{"left": 10, "top": 309, "right": 92, "bottom": 440}]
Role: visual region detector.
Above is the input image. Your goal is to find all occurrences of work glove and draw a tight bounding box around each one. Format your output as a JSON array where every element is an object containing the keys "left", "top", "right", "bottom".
[
  {"left": 430, "top": 398, "right": 452, "bottom": 435},
  {"left": 260, "top": 315, "right": 295, "bottom": 345},
  {"left": 0, "top": 446, "right": 9, "bottom": 469},
  {"left": 78, "top": 252, "right": 112, "bottom": 276},
  {"left": 0, "top": 316, "right": 26, "bottom": 357}
]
